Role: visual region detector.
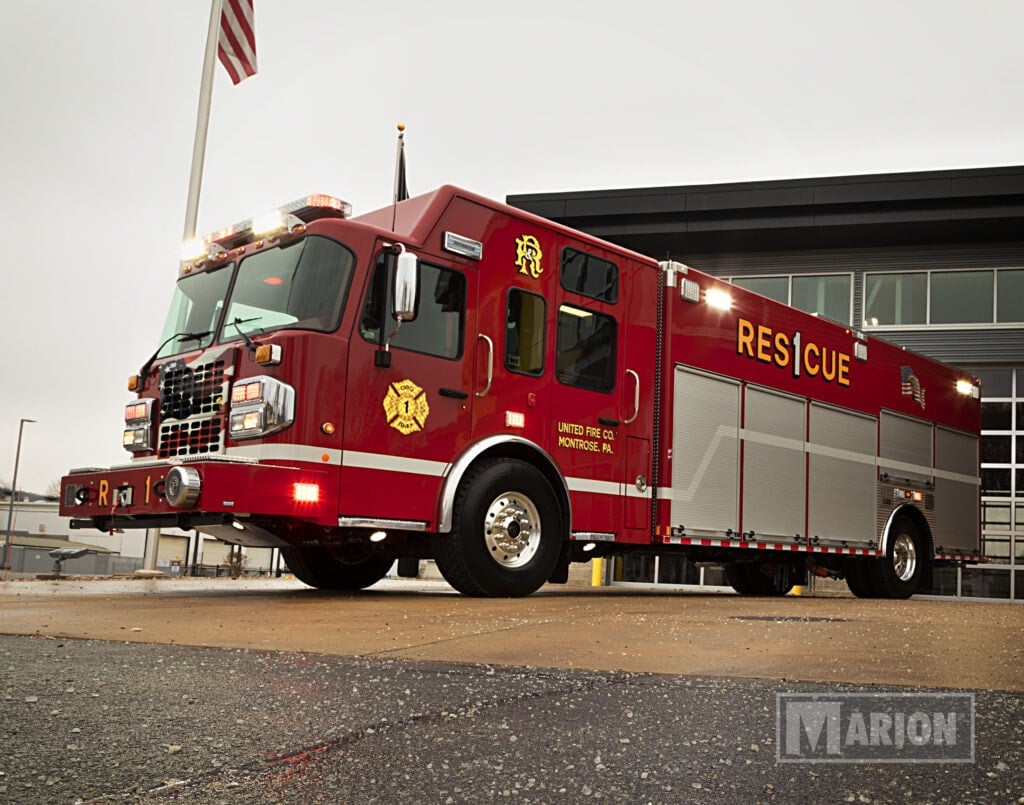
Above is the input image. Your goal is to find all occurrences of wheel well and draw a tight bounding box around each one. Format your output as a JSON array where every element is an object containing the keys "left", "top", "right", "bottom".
[
  {"left": 437, "top": 437, "right": 571, "bottom": 538},
  {"left": 883, "top": 504, "right": 934, "bottom": 586}
]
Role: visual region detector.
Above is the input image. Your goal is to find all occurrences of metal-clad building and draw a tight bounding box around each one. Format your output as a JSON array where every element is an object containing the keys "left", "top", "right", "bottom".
[{"left": 509, "top": 165, "right": 1024, "bottom": 600}]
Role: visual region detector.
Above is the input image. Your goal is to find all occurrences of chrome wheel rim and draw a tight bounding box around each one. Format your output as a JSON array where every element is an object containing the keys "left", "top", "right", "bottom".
[
  {"left": 892, "top": 532, "right": 917, "bottom": 582},
  {"left": 483, "top": 491, "right": 542, "bottom": 569}
]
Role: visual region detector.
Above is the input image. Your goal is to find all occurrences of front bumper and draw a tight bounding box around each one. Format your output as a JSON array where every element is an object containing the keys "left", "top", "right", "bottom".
[{"left": 60, "top": 459, "right": 338, "bottom": 535}]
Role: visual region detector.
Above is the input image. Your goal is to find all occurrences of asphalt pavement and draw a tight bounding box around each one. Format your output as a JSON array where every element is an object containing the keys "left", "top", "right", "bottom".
[{"left": 0, "top": 579, "right": 1022, "bottom": 803}]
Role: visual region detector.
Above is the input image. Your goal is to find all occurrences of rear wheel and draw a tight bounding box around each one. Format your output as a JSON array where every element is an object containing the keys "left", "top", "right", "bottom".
[
  {"left": 281, "top": 547, "right": 392, "bottom": 591},
  {"left": 434, "top": 459, "right": 562, "bottom": 597},
  {"left": 843, "top": 557, "right": 878, "bottom": 598},
  {"left": 870, "top": 515, "right": 926, "bottom": 599},
  {"left": 727, "top": 562, "right": 793, "bottom": 596},
  {"left": 725, "top": 563, "right": 755, "bottom": 595}
]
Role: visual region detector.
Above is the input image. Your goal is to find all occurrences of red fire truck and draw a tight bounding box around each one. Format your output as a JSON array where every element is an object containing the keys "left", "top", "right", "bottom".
[{"left": 60, "top": 186, "right": 982, "bottom": 598}]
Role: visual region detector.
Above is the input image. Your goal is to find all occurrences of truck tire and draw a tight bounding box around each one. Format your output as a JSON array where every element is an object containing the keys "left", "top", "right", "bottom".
[
  {"left": 281, "top": 547, "right": 391, "bottom": 591},
  {"left": 843, "top": 557, "right": 878, "bottom": 598},
  {"left": 725, "top": 563, "right": 756, "bottom": 595},
  {"left": 434, "top": 459, "right": 562, "bottom": 597},
  {"left": 741, "top": 562, "right": 794, "bottom": 596},
  {"left": 870, "top": 515, "right": 926, "bottom": 599}
]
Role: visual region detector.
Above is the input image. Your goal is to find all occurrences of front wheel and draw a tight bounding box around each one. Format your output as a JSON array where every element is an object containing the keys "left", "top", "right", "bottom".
[
  {"left": 434, "top": 459, "right": 562, "bottom": 597},
  {"left": 281, "top": 547, "right": 392, "bottom": 591}
]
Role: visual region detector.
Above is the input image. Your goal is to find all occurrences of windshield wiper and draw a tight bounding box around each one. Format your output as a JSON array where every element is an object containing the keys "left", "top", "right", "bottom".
[
  {"left": 230, "top": 316, "right": 263, "bottom": 353},
  {"left": 136, "top": 330, "right": 212, "bottom": 385}
]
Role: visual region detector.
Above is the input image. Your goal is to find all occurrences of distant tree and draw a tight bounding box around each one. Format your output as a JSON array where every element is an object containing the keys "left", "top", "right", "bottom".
[{"left": 46, "top": 479, "right": 61, "bottom": 500}]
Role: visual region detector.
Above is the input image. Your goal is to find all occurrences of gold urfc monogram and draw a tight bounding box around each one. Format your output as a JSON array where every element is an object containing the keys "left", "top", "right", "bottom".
[
  {"left": 515, "top": 234, "right": 543, "bottom": 279},
  {"left": 383, "top": 379, "right": 430, "bottom": 435}
]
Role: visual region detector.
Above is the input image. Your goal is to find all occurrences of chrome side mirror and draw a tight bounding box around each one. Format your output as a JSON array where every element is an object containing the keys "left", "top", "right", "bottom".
[
  {"left": 376, "top": 245, "right": 419, "bottom": 368},
  {"left": 392, "top": 248, "right": 417, "bottom": 322}
]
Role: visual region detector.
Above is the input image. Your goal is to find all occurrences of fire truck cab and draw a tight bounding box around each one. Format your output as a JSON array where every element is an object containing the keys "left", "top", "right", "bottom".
[{"left": 61, "top": 186, "right": 982, "bottom": 598}]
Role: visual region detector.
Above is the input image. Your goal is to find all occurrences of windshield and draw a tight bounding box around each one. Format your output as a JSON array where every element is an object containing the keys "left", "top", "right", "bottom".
[
  {"left": 155, "top": 264, "right": 232, "bottom": 359},
  {"left": 155, "top": 236, "right": 355, "bottom": 360},
  {"left": 220, "top": 236, "right": 355, "bottom": 344}
]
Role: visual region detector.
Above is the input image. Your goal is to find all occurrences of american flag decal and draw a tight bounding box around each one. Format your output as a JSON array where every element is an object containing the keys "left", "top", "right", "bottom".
[{"left": 900, "top": 365, "right": 926, "bottom": 409}]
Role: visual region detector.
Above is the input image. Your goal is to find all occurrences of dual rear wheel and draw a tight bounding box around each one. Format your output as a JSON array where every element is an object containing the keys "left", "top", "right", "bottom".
[
  {"left": 844, "top": 515, "right": 926, "bottom": 599},
  {"left": 725, "top": 562, "right": 794, "bottom": 596}
]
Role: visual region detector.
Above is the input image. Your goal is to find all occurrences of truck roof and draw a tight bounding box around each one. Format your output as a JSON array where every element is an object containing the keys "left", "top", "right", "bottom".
[{"left": 352, "top": 184, "right": 660, "bottom": 267}]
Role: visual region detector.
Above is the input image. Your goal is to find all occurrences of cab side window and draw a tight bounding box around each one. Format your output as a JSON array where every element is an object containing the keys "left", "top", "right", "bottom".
[
  {"left": 556, "top": 304, "right": 616, "bottom": 392},
  {"left": 360, "top": 253, "right": 465, "bottom": 359},
  {"left": 561, "top": 248, "right": 619, "bottom": 304},
  {"left": 505, "top": 289, "right": 546, "bottom": 376}
]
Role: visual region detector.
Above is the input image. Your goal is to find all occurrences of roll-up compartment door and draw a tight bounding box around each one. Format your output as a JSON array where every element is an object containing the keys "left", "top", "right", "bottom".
[
  {"left": 670, "top": 367, "right": 739, "bottom": 535},
  {"left": 933, "top": 426, "right": 980, "bottom": 552},
  {"left": 742, "top": 387, "right": 806, "bottom": 539},
  {"left": 880, "top": 411, "right": 933, "bottom": 483},
  {"left": 807, "top": 403, "right": 877, "bottom": 543}
]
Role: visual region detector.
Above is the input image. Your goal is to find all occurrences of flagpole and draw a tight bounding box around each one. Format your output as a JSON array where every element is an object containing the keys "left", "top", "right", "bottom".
[
  {"left": 142, "top": 0, "right": 224, "bottom": 576},
  {"left": 183, "top": 0, "right": 225, "bottom": 241}
]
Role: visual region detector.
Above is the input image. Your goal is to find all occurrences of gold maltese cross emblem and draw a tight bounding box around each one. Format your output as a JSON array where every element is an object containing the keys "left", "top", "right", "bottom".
[{"left": 383, "top": 379, "right": 430, "bottom": 435}]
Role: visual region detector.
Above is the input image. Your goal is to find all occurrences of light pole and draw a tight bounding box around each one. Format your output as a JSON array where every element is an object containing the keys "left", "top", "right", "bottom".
[{"left": 3, "top": 418, "right": 36, "bottom": 579}]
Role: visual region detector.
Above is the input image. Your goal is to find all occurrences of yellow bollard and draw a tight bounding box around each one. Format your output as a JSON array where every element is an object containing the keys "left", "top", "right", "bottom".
[{"left": 591, "top": 557, "right": 604, "bottom": 587}]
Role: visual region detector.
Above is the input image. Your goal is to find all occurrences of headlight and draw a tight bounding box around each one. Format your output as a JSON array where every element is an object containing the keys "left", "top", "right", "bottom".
[
  {"left": 229, "top": 376, "right": 295, "bottom": 439},
  {"left": 122, "top": 398, "right": 154, "bottom": 452}
]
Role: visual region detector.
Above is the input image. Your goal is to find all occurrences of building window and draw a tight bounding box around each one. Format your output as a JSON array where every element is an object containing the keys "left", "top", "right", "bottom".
[
  {"left": 930, "top": 270, "right": 994, "bottom": 325},
  {"left": 732, "top": 276, "right": 788, "bottom": 305},
  {"left": 974, "top": 367, "right": 1021, "bottom": 576},
  {"left": 728, "top": 273, "right": 852, "bottom": 324},
  {"left": 997, "top": 268, "right": 1024, "bottom": 323},
  {"left": 864, "top": 268, "right": 1023, "bottom": 328},
  {"left": 863, "top": 272, "right": 927, "bottom": 326},
  {"left": 791, "top": 274, "right": 852, "bottom": 324}
]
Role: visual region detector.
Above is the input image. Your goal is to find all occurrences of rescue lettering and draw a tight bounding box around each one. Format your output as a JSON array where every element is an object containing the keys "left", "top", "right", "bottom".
[{"left": 737, "top": 318, "right": 850, "bottom": 387}]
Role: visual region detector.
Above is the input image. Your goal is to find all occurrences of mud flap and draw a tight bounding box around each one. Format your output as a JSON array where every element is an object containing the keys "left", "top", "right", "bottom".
[{"left": 547, "top": 546, "right": 570, "bottom": 584}]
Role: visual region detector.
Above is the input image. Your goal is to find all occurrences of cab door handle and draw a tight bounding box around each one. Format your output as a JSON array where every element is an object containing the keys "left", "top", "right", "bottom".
[
  {"left": 440, "top": 388, "right": 469, "bottom": 400},
  {"left": 623, "top": 369, "right": 640, "bottom": 424},
  {"left": 476, "top": 334, "right": 494, "bottom": 397}
]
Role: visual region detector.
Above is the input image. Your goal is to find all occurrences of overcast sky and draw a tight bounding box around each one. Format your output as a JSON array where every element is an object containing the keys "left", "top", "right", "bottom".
[{"left": 2, "top": 0, "right": 1022, "bottom": 494}]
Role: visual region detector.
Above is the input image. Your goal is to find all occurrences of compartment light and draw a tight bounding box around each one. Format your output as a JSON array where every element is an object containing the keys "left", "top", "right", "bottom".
[
  {"left": 705, "top": 288, "right": 733, "bottom": 311},
  {"left": 955, "top": 379, "right": 979, "bottom": 398}
]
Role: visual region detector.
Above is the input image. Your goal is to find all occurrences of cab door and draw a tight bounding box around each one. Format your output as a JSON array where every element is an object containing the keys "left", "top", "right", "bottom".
[
  {"left": 341, "top": 248, "right": 477, "bottom": 527},
  {"left": 548, "top": 290, "right": 626, "bottom": 538}
]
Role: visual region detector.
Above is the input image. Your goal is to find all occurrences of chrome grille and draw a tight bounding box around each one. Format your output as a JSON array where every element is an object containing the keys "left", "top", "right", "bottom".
[
  {"left": 159, "top": 417, "right": 224, "bottom": 458},
  {"left": 159, "top": 361, "right": 226, "bottom": 420}
]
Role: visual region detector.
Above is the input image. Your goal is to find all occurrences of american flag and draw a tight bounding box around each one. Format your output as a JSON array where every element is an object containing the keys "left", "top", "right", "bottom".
[
  {"left": 218, "top": 0, "right": 257, "bottom": 85},
  {"left": 900, "top": 365, "right": 926, "bottom": 409}
]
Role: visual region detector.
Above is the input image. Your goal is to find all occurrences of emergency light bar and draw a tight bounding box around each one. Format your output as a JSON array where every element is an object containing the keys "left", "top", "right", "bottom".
[{"left": 180, "top": 194, "right": 352, "bottom": 270}]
